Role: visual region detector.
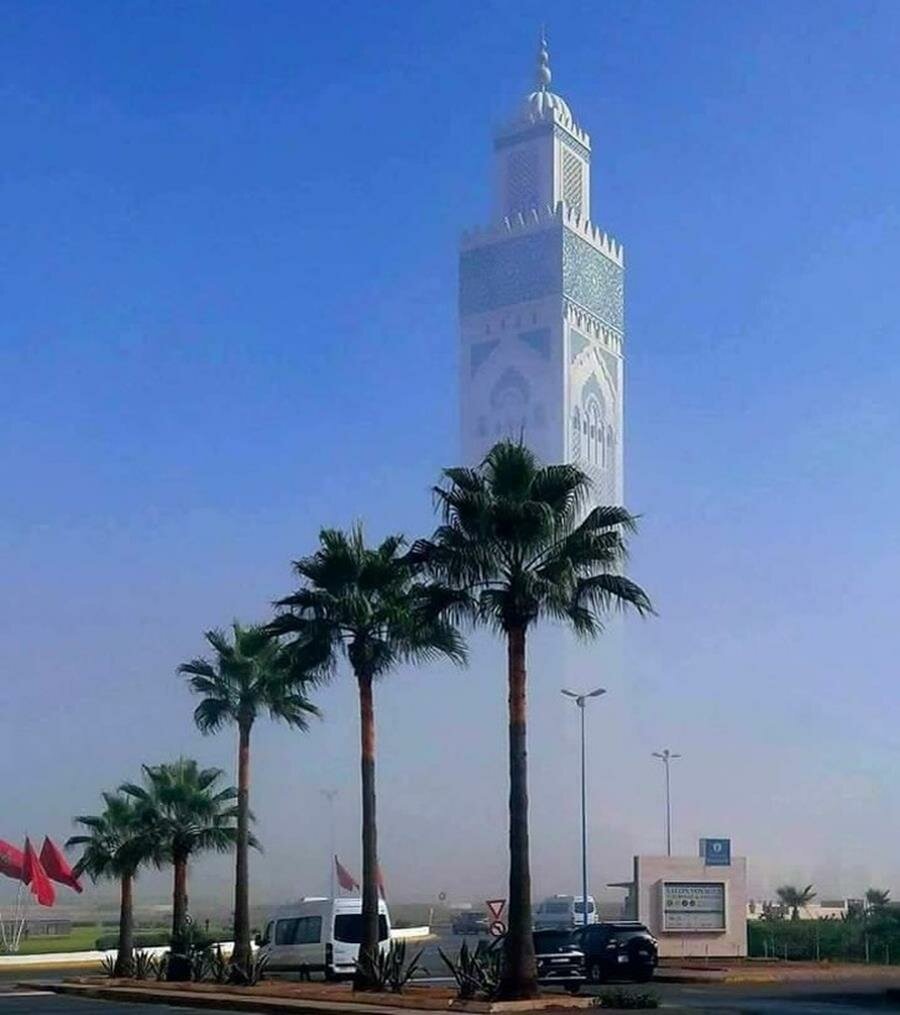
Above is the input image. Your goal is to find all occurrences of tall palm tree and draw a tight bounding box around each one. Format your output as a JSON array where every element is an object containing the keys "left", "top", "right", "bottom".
[
  {"left": 865, "top": 887, "right": 890, "bottom": 912},
  {"left": 268, "top": 525, "right": 466, "bottom": 990},
  {"left": 776, "top": 884, "right": 816, "bottom": 921},
  {"left": 121, "top": 758, "right": 242, "bottom": 980},
  {"left": 410, "top": 441, "right": 652, "bottom": 999},
  {"left": 178, "top": 623, "right": 320, "bottom": 971},
  {"left": 67, "top": 793, "right": 153, "bottom": 976}
]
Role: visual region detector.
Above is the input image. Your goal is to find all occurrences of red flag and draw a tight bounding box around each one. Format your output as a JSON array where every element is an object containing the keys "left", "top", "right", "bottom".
[
  {"left": 22, "top": 838, "right": 55, "bottom": 907},
  {"left": 334, "top": 855, "right": 359, "bottom": 892},
  {"left": 40, "top": 837, "right": 82, "bottom": 894},
  {"left": 0, "top": 839, "right": 25, "bottom": 882}
]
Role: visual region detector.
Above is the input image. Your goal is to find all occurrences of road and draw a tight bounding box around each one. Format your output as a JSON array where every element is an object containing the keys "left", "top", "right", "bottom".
[
  {"left": 1, "top": 981, "right": 898, "bottom": 1014},
  {"left": 0, "top": 933, "right": 897, "bottom": 1013}
]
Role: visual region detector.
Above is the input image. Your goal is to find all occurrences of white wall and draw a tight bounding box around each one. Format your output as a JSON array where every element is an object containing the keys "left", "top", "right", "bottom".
[{"left": 635, "top": 854, "right": 748, "bottom": 958}]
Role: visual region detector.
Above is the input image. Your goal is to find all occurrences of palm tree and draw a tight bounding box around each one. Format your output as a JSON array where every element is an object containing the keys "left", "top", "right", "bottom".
[
  {"left": 178, "top": 623, "right": 320, "bottom": 971},
  {"left": 865, "top": 887, "right": 890, "bottom": 913},
  {"left": 410, "top": 441, "right": 652, "bottom": 999},
  {"left": 121, "top": 758, "right": 242, "bottom": 980},
  {"left": 67, "top": 793, "right": 154, "bottom": 976},
  {"left": 268, "top": 525, "right": 466, "bottom": 989},
  {"left": 776, "top": 884, "right": 816, "bottom": 921}
]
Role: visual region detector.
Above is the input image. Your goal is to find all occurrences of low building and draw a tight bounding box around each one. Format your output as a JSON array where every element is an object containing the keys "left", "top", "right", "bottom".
[
  {"left": 610, "top": 839, "right": 748, "bottom": 958},
  {"left": 746, "top": 898, "right": 864, "bottom": 921}
]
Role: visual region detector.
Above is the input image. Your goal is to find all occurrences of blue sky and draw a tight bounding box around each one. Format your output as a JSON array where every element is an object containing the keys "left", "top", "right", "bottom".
[{"left": 2, "top": 0, "right": 899, "bottom": 908}]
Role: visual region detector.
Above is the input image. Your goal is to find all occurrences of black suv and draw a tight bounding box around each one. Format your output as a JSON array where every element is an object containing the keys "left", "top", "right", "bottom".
[
  {"left": 573, "top": 922, "right": 658, "bottom": 983},
  {"left": 532, "top": 930, "right": 585, "bottom": 993}
]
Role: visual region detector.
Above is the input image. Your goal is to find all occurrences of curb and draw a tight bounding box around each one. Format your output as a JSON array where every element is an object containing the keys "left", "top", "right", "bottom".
[{"left": 20, "top": 983, "right": 410, "bottom": 1015}]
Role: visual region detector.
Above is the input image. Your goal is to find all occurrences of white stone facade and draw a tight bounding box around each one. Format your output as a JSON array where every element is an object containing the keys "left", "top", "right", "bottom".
[
  {"left": 632, "top": 854, "right": 749, "bottom": 959},
  {"left": 459, "top": 38, "right": 624, "bottom": 507}
]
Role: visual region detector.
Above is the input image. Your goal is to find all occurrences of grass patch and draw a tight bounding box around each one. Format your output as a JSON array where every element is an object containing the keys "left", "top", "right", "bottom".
[{"left": 16, "top": 926, "right": 103, "bottom": 955}]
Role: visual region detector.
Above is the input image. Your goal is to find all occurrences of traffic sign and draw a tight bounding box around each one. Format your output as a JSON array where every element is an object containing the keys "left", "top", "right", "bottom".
[
  {"left": 486, "top": 898, "right": 506, "bottom": 921},
  {"left": 489, "top": 920, "right": 507, "bottom": 937}
]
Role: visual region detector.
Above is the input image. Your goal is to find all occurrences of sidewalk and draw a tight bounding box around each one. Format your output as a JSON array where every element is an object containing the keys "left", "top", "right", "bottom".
[{"left": 655, "top": 960, "right": 900, "bottom": 985}]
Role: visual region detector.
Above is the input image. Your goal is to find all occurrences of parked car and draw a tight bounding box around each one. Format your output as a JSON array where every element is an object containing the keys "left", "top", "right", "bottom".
[
  {"left": 452, "top": 911, "right": 488, "bottom": 935},
  {"left": 532, "top": 929, "right": 585, "bottom": 993},
  {"left": 534, "top": 895, "right": 598, "bottom": 930},
  {"left": 257, "top": 896, "right": 392, "bottom": 980},
  {"left": 573, "top": 922, "right": 658, "bottom": 983}
]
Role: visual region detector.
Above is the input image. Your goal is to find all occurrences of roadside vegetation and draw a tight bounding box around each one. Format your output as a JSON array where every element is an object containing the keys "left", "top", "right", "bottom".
[
  {"left": 65, "top": 439, "right": 649, "bottom": 998},
  {"left": 750, "top": 888, "right": 900, "bottom": 963}
]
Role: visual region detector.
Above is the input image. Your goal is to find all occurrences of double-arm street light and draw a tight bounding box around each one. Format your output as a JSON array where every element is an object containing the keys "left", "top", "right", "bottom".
[
  {"left": 562, "top": 687, "right": 606, "bottom": 927},
  {"left": 651, "top": 750, "right": 681, "bottom": 856}
]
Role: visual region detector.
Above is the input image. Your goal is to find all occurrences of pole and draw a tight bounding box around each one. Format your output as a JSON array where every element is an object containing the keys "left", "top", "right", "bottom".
[
  {"left": 653, "top": 750, "right": 681, "bottom": 857},
  {"left": 562, "top": 688, "right": 605, "bottom": 930},
  {"left": 580, "top": 701, "right": 588, "bottom": 928},
  {"left": 664, "top": 756, "right": 672, "bottom": 857},
  {"left": 322, "top": 790, "right": 338, "bottom": 899}
]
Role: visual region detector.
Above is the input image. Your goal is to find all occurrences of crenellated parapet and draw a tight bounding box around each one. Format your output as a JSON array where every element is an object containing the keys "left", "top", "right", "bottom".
[
  {"left": 461, "top": 202, "right": 624, "bottom": 267},
  {"left": 564, "top": 299, "right": 623, "bottom": 356}
]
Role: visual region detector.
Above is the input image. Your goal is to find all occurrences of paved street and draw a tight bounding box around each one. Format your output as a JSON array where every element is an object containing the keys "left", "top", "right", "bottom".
[{"left": 3, "top": 980, "right": 899, "bottom": 1014}]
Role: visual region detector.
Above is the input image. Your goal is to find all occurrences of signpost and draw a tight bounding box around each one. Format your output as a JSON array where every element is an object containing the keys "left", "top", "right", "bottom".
[{"left": 486, "top": 898, "right": 506, "bottom": 937}]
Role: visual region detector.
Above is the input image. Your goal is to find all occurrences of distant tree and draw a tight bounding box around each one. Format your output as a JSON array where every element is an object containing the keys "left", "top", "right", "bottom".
[
  {"left": 67, "top": 793, "right": 154, "bottom": 975},
  {"left": 179, "top": 623, "right": 320, "bottom": 972},
  {"left": 268, "top": 525, "right": 466, "bottom": 990},
  {"left": 776, "top": 884, "right": 816, "bottom": 921},
  {"left": 866, "top": 888, "right": 891, "bottom": 912},
  {"left": 411, "top": 441, "right": 652, "bottom": 999},
  {"left": 122, "top": 759, "right": 242, "bottom": 980}
]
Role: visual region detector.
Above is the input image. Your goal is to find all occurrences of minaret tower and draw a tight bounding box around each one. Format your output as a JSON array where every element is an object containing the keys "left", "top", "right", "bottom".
[{"left": 459, "top": 35, "right": 624, "bottom": 506}]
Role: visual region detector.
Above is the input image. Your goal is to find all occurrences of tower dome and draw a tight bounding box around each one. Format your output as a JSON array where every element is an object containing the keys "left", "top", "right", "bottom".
[{"left": 521, "top": 32, "right": 573, "bottom": 126}]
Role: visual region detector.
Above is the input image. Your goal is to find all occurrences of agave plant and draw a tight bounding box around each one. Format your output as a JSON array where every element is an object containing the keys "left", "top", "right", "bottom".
[
  {"left": 356, "top": 940, "right": 425, "bottom": 994},
  {"left": 228, "top": 952, "right": 268, "bottom": 986},
  {"left": 99, "top": 954, "right": 117, "bottom": 979},
  {"left": 439, "top": 939, "right": 503, "bottom": 1001},
  {"left": 132, "top": 949, "right": 159, "bottom": 981}
]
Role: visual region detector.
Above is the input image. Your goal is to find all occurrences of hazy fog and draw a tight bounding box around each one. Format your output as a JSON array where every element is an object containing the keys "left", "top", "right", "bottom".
[{"left": 2, "top": 0, "right": 899, "bottom": 912}]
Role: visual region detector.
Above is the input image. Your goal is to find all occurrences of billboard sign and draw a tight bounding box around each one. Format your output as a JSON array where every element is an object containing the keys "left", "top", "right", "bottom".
[
  {"left": 701, "top": 838, "right": 731, "bottom": 866},
  {"left": 662, "top": 881, "right": 726, "bottom": 932}
]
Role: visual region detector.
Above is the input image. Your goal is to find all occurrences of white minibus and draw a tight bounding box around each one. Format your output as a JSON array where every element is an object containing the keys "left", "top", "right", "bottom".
[{"left": 257, "top": 896, "right": 392, "bottom": 979}]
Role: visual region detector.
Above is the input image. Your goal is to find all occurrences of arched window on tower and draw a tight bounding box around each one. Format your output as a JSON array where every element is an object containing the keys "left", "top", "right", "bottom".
[{"left": 585, "top": 400, "right": 603, "bottom": 466}]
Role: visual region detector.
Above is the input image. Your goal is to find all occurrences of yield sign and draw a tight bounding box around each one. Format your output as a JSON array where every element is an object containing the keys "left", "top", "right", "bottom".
[{"left": 486, "top": 898, "right": 506, "bottom": 921}]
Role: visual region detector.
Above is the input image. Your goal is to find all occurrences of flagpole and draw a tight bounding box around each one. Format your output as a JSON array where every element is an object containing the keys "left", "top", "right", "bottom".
[{"left": 322, "top": 790, "right": 338, "bottom": 899}]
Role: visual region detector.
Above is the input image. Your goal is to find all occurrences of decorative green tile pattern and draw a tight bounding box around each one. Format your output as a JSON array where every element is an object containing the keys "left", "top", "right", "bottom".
[
  {"left": 459, "top": 230, "right": 561, "bottom": 314},
  {"left": 562, "top": 229, "right": 623, "bottom": 332}
]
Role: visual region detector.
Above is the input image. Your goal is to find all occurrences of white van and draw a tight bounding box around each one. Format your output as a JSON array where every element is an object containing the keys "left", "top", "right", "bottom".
[
  {"left": 258, "top": 897, "right": 392, "bottom": 979},
  {"left": 534, "top": 895, "right": 597, "bottom": 930}
]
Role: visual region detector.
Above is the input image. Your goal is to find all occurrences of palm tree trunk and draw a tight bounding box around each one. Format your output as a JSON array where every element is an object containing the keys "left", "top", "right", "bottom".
[
  {"left": 353, "top": 670, "right": 380, "bottom": 991},
  {"left": 114, "top": 872, "right": 135, "bottom": 977},
  {"left": 168, "top": 850, "right": 191, "bottom": 981},
  {"left": 499, "top": 624, "right": 538, "bottom": 1000},
  {"left": 232, "top": 719, "right": 253, "bottom": 971}
]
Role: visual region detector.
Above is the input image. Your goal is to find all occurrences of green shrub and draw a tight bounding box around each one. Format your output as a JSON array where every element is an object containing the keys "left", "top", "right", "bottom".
[
  {"left": 747, "top": 913, "right": 900, "bottom": 964},
  {"left": 95, "top": 931, "right": 171, "bottom": 951}
]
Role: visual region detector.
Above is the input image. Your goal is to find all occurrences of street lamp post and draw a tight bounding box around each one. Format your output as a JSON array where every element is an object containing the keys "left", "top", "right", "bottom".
[
  {"left": 562, "top": 687, "right": 607, "bottom": 927},
  {"left": 651, "top": 750, "right": 681, "bottom": 856}
]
